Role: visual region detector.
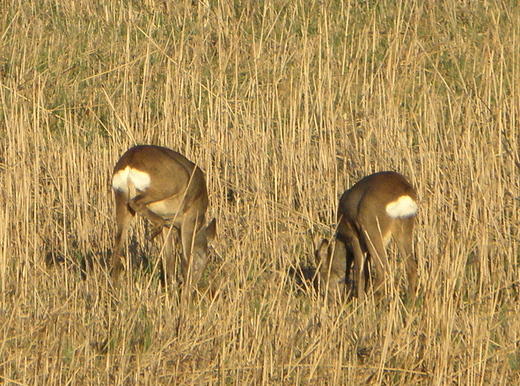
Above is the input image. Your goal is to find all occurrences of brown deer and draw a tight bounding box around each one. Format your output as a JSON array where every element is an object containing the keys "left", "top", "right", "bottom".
[
  {"left": 111, "top": 145, "right": 216, "bottom": 290},
  {"left": 316, "top": 171, "right": 418, "bottom": 302}
]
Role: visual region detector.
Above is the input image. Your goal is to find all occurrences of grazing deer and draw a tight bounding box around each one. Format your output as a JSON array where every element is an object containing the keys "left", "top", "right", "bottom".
[
  {"left": 111, "top": 145, "right": 216, "bottom": 290},
  {"left": 316, "top": 171, "right": 418, "bottom": 302}
]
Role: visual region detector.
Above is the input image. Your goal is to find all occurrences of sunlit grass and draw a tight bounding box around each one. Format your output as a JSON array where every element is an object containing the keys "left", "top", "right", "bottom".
[{"left": 0, "top": 0, "right": 518, "bottom": 384}]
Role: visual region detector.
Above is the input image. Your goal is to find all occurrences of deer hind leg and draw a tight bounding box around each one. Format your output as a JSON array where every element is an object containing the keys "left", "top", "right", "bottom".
[
  {"left": 112, "top": 190, "right": 135, "bottom": 281},
  {"left": 128, "top": 194, "right": 166, "bottom": 240},
  {"left": 394, "top": 217, "right": 417, "bottom": 302},
  {"left": 362, "top": 226, "right": 391, "bottom": 301},
  {"left": 349, "top": 235, "right": 367, "bottom": 302}
]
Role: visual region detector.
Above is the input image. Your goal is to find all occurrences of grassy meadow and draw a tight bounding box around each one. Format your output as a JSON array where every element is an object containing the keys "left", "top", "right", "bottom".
[{"left": 0, "top": 0, "right": 519, "bottom": 384}]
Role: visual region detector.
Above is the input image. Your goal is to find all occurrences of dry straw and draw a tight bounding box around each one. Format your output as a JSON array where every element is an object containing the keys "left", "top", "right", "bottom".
[{"left": 0, "top": 0, "right": 518, "bottom": 384}]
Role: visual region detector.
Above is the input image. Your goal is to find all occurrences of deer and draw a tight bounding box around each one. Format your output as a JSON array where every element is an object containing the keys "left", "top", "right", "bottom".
[
  {"left": 111, "top": 145, "right": 216, "bottom": 291},
  {"left": 316, "top": 171, "right": 418, "bottom": 303}
]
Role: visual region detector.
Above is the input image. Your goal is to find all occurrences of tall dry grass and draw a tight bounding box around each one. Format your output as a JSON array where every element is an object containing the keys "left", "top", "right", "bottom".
[{"left": 0, "top": 0, "right": 519, "bottom": 384}]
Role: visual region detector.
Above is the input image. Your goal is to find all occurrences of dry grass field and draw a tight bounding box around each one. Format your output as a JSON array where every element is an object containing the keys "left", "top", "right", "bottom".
[{"left": 1, "top": 0, "right": 519, "bottom": 384}]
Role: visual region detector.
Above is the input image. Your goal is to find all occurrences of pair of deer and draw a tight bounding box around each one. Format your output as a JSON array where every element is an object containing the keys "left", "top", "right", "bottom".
[{"left": 111, "top": 145, "right": 418, "bottom": 302}]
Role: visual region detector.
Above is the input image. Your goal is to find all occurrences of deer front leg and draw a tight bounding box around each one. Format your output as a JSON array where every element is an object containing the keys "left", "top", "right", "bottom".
[
  {"left": 325, "top": 239, "right": 348, "bottom": 299},
  {"left": 179, "top": 215, "right": 209, "bottom": 292},
  {"left": 161, "top": 226, "right": 180, "bottom": 289}
]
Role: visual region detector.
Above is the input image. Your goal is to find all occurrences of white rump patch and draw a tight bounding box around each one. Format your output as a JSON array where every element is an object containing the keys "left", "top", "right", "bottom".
[
  {"left": 112, "top": 166, "right": 151, "bottom": 195},
  {"left": 385, "top": 196, "right": 418, "bottom": 218}
]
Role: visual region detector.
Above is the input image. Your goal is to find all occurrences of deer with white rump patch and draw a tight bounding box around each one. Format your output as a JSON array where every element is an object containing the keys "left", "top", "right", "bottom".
[
  {"left": 111, "top": 145, "right": 216, "bottom": 290},
  {"left": 316, "top": 171, "right": 418, "bottom": 302}
]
